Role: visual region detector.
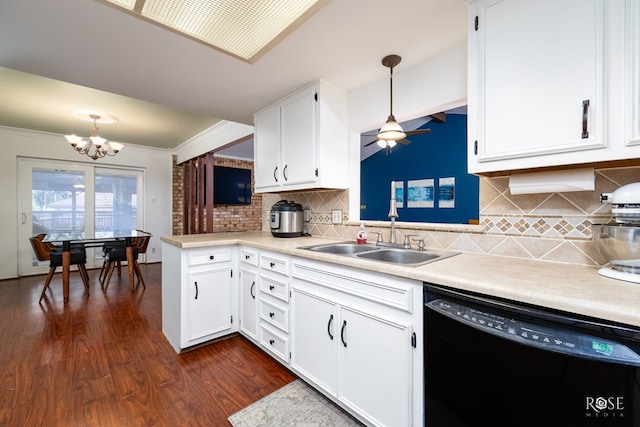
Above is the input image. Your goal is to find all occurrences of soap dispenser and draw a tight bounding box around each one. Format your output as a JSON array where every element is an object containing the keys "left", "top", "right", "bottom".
[{"left": 356, "top": 223, "right": 367, "bottom": 244}]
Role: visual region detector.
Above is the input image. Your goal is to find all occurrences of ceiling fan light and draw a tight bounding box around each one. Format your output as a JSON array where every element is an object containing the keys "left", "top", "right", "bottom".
[
  {"left": 387, "top": 140, "right": 397, "bottom": 148},
  {"left": 377, "top": 115, "right": 406, "bottom": 141},
  {"left": 376, "top": 139, "right": 387, "bottom": 148}
]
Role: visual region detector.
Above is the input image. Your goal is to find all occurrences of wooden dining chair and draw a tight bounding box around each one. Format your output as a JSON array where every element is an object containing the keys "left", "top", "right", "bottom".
[
  {"left": 98, "top": 240, "right": 126, "bottom": 282},
  {"left": 131, "top": 233, "right": 150, "bottom": 288},
  {"left": 29, "top": 235, "right": 90, "bottom": 302},
  {"left": 100, "top": 233, "right": 150, "bottom": 291},
  {"left": 100, "top": 245, "right": 139, "bottom": 291}
]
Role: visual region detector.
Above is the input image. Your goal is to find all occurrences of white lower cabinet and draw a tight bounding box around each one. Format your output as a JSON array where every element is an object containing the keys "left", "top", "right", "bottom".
[
  {"left": 163, "top": 242, "right": 423, "bottom": 425},
  {"left": 290, "top": 290, "right": 337, "bottom": 395},
  {"left": 257, "top": 251, "right": 291, "bottom": 364},
  {"left": 239, "top": 268, "right": 258, "bottom": 341},
  {"left": 339, "top": 306, "right": 412, "bottom": 427},
  {"left": 186, "top": 264, "right": 232, "bottom": 342},
  {"left": 239, "top": 247, "right": 258, "bottom": 342},
  {"left": 290, "top": 259, "right": 421, "bottom": 427},
  {"left": 161, "top": 243, "right": 238, "bottom": 352}
]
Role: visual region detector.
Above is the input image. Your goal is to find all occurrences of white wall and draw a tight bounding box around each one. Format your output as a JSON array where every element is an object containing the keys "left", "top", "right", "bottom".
[
  {"left": 347, "top": 41, "right": 468, "bottom": 218},
  {"left": 0, "top": 126, "right": 173, "bottom": 280}
]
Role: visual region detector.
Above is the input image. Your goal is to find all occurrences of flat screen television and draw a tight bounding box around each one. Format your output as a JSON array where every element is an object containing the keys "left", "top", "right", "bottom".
[{"left": 213, "top": 166, "right": 252, "bottom": 205}]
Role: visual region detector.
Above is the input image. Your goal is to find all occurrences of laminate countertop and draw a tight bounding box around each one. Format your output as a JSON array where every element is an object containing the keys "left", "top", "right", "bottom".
[{"left": 161, "top": 231, "right": 640, "bottom": 328}]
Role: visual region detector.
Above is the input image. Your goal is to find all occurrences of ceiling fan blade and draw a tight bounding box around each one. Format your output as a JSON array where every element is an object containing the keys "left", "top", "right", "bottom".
[
  {"left": 405, "top": 128, "right": 431, "bottom": 136},
  {"left": 429, "top": 112, "right": 446, "bottom": 123},
  {"left": 397, "top": 139, "right": 411, "bottom": 145},
  {"left": 364, "top": 139, "right": 378, "bottom": 147}
]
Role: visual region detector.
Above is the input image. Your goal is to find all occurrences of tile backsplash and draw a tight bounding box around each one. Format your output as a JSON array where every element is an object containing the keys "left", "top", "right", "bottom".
[{"left": 263, "top": 166, "right": 640, "bottom": 267}]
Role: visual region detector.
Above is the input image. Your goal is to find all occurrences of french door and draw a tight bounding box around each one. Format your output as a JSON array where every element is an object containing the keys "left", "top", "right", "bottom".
[{"left": 18, "top": 158, "right": 144, "bottom": 276}]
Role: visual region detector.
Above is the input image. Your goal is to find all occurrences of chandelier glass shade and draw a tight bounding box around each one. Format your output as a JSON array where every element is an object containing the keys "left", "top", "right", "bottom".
[{"left": 65, "top": 114, "right": 123, "bottom": 160}]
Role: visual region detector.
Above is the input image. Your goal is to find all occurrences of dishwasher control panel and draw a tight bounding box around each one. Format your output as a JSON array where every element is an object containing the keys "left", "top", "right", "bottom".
[{"left": 428, "top": 299, "right": 640, "bottom": 366}]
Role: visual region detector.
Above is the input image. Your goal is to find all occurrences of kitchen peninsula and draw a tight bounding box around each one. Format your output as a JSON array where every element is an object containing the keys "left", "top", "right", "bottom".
[
  {"left": 161, "top": 230, "right": 640, "bottom": 425},
  {"left": 161, "top": 231, "right": 640, "bottom": 329}
]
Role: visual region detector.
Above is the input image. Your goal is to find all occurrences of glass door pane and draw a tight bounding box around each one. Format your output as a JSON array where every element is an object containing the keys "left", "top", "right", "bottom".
[
  {"left": 95, "top": 171, "right": 139, "bottom": 235},
  {"left": 94, "top": 168, "right": 144, "bottom": 260},
  {"left": 32, "top": 169, "right": 86, "bottom": 240},
  {"left": 18, "top": 159, "right": 94, "bottom": 276}
]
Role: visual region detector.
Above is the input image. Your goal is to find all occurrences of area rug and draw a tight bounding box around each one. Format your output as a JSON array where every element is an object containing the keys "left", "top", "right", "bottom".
[{"left": 228, "top": 379, "right": 363, "bottom": 426}]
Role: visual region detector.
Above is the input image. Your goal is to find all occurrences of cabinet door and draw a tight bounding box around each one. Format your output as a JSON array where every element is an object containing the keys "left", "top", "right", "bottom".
[
  {"left": 339, "top": 306, "right": 413, "bottom": 427},
  {"left": 253, "top": 105, "right": 281, "bottom": 190},
  {"left": 627, "top": 0, "right": 640, "bottom": 146},
  {"left": 239, "top": 268, "right": 258, "bottom": 341},
  {"left": 469, "top": 0, "right": 606, "bottom": 172},
  {"left": 186, "top": 265, "right": 232, "bottom": 342},
  {"left": 290, "top": 289, "right": 338, "bottom": 396},
  {"left": 280, "top": 86, "right": 317, "bottom": 186}
]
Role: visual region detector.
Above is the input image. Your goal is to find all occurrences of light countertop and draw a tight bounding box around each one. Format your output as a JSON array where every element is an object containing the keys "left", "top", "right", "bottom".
[{"left": 161, "top": 231, "right": 640, "bottom": 328}]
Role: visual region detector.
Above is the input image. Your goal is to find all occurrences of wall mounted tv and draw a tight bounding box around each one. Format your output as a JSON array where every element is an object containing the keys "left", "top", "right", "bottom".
[{"left": 213, "top": 166, "right": 252, "bottom": 205}]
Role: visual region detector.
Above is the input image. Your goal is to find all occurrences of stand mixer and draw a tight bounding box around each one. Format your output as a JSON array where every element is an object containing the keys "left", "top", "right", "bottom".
[{"left": 593, "top": 182, "right": 640, "bottom": 283}]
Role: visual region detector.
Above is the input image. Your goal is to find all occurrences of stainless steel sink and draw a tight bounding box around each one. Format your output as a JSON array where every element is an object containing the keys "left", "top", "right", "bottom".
[
  {"left": 299, "top": 242, "right": 458, "bottom": 266},
  {"left": 302, "top": 242, "right": 378, "bottom": 255},
  {"left": 356, "top": 248, "right": 453, "bottom": 266}
]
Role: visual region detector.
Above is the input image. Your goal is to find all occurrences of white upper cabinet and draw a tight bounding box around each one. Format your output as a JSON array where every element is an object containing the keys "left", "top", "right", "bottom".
[
  {"left": 253, "top": 80, "right": 349, "bottom": 192},
  {"left": 468, "top": 0, "right": 640, "bottom": 174},
  {"left": 626, "top": 0, "right": 640, "bottom": 147}
]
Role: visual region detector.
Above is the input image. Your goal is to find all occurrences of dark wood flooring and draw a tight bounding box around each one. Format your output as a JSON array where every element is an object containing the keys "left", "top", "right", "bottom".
[{"left": 0, "top": 263, "right": 296, "bottom": 426}]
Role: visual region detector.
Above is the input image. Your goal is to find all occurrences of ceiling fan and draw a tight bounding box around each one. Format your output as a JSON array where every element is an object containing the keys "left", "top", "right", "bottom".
[{"left": 363, "top": 54, "right": 436, "bottom": 148}]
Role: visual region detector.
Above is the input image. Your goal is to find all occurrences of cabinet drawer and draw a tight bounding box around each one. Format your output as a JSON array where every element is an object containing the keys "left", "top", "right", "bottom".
[
  {"left": 188, "top": 249, "right": 231, "bottom": 267},
  {"left": 260, "top": 324, "right": 289, "bottom": 363},
  {"left": 260, "top": 275, "right": 289, "bottom": 303},
  {"left": 240, "top": 248, "right": 258, "bottom": 267},
  {"left": 259, "top": 296, "right": 289, "bottom": 333},
  {"left": 259, "top": 253, "right": 289, "bottom": 276}
]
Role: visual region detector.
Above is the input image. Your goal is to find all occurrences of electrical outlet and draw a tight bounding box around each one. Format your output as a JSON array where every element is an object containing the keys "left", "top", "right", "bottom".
[
  {"left": 332, "top": 209, "right": 342, "bottom": 224},
  {"left": 151, "top": 247, "right": 156, "bottom": 254}
]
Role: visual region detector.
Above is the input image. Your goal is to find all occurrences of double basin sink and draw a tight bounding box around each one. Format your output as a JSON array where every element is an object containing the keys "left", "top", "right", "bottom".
[{"left": 299, "top": 242, "right": 458, "bottom": 267}]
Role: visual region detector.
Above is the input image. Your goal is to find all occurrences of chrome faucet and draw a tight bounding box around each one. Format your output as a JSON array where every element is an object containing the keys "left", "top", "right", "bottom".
[{"left": 388, "top": 189, "right": 399, "bottom": 245}]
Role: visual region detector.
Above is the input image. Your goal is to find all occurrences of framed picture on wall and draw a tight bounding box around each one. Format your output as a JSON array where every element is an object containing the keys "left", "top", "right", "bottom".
[
  {"left": 438, "top": 177, "right": 455, "bottom": 208},
  {"left": 407, "top": 179, "right": 434, "bottom": 208},
  {"left": 394, "top": 181, "right": 404, "bottom": 208}
]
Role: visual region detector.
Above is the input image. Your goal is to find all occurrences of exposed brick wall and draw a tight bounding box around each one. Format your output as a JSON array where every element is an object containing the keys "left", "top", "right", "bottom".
[
  {"left": 172, "top": 155, "right": 184, "bottom": 235},
  {"left": 171, "top": 154, "right": 262, "bottom": 235}
]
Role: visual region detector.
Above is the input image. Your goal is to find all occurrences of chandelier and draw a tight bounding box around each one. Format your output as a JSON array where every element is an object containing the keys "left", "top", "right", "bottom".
[{"left": 65, "top": 114, "right": 123, "bottom": 160}]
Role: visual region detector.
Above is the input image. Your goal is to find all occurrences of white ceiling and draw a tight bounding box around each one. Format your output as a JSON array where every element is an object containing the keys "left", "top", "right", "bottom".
[{"left": 0, "top": 0, "right": 468, "bottom": 152}]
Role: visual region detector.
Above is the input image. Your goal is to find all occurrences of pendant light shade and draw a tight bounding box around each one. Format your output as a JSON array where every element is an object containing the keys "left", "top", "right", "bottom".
[{"left": 377, "top": 115, "right": 406, "bottom": 141}]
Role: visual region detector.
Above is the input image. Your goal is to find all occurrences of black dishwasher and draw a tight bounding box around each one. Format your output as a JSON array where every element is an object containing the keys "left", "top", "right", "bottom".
[{"left": 424, "top": 284, "right": 640, "bottom": 426}]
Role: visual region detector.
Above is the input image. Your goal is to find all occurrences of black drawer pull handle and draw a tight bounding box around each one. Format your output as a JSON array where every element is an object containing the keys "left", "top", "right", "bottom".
[
  {"left": 269, "top": 339, "right": 275, "bottom": 345},
  {"left": 273, "top": 166, "right": 278, "bottom": 182},
  {"left": 194, "top": 281, "right": 198, "bottom": 300},
  {"left": 245, "top": 254, "right": 250, "bottom": 260},
  {"left": 209, "top": 255, "right": 214, "bottom": 260},
  {"left": 582, "top": 99, "right": 590, "bottom": 139},
  {"left": 270, "top": 262, "right": 275, "bottom": 268},
  {"left": 341, "top": 320, "right": 347, "bottom": 348},
  {"left": 269, "top": 285, "right": 275, "bottom": 291},
  {"left": 283, "top": 164, "right": 288, "bottom": 181},
  {"left": 269, "top": 312, "right": 275, "bottom": 318},
  {"left": 327, "top": 314, "right": 334, "bottom": 340},
  {"left": 250, "top": 281, "right": 255, "bottom": 299}
]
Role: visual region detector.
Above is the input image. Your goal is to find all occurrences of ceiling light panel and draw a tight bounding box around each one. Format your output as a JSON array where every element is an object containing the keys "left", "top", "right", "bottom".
[{"left": 103, "top": 0, "right": 327, "bottom": 62}]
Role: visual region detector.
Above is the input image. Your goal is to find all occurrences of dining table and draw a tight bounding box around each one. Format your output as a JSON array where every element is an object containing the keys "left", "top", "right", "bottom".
[{"left": 43, "top": 230, "right": 151, "bottom": 302}]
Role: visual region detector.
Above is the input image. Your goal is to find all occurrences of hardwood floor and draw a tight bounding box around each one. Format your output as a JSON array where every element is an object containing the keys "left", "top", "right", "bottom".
[{"left": 0, "top": 263, "right": 296, "bottom": 426}]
